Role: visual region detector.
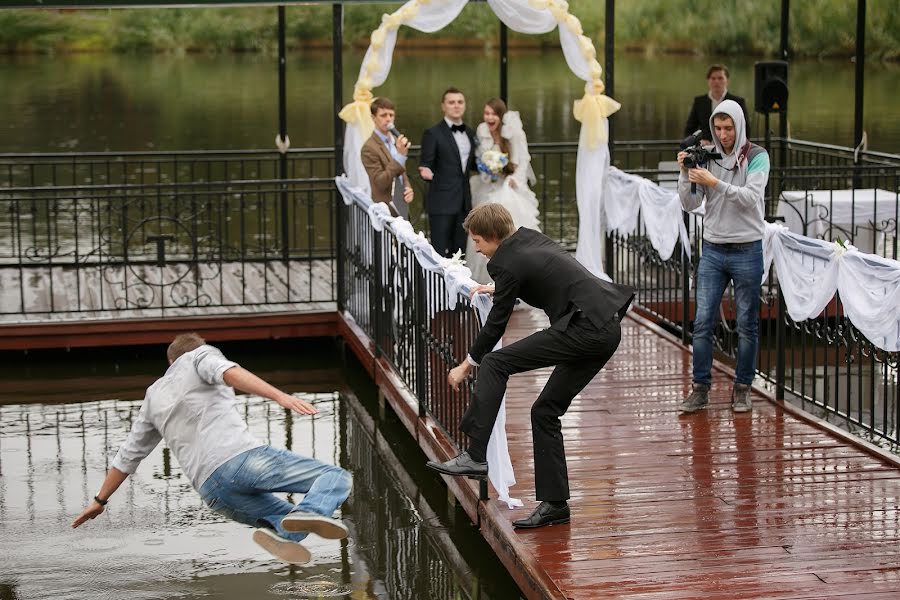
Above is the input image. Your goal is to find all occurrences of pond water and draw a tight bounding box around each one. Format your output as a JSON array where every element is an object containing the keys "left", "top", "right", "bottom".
[
  {"left": 0, "top": 340, "right": 523, "bottom": 599},
  {"left": 0, "top": 51, "right": 897, "bottom": 154}
]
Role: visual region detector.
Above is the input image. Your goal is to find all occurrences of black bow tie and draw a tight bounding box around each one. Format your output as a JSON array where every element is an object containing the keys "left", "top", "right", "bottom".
[{"left": 450, "top": 123, "right": 466, "bottom": 133}]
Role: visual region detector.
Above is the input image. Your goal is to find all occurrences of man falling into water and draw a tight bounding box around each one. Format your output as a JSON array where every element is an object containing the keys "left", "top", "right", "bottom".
[{"left": 71, "top": 333, "right": 352, "bottom": 564}]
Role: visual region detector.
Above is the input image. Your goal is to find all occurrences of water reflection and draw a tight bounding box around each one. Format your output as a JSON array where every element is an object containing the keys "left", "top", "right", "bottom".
[
  {"left": 0, "top": 384, "right": 519, "bottom": 599},
  {"left": 0, "top": 52, "right": 897, "bottom": 153}
]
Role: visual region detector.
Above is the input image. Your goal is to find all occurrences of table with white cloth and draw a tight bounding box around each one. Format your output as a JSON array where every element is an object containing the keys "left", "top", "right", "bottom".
[{"left": 777, "top": 188, "right": 898, "bottom": 257}]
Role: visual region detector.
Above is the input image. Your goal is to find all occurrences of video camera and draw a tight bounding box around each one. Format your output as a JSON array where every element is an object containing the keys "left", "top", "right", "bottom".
[
  {"left": 680, "top": 129, "right": 722, "bottom": 168},
  {"left": 680, "top": 129, "right": 722, "bottom": 193}
]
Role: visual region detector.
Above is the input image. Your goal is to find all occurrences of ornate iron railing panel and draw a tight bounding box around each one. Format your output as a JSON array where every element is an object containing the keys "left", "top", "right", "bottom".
[
  {"left": 341, "top": 200, "right": 480, "bottom": 448},
  {"left": 0, "top": 178, "right": 336, "bottom": 317}
]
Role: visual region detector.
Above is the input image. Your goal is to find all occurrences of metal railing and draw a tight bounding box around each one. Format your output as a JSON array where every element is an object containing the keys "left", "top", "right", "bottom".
[
  {"left": 341, "top": 199, "right": 480, "bottom": 448},
  {"left": 609, "top": 162, "right": 900, "bottom": 450},
  {"left": 0, "top": 148, "right": 337, "bottom": 189},
  {"left": 0, "top": 177, "right": 337, "bottom": 317},
  {"left": 340, "top": 148, "right": 899, "bottom": 452},
  {"left": 3, "top": 141, "right": 898, "bottom": 450}
]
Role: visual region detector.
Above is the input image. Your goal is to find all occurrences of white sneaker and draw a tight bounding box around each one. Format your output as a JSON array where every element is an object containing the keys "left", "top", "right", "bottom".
[
  {"left": 252, "top": 528, "right": 311, "bottom": 564},
  {"left": 281, "top": 511, "right": 349, "bottom": 539}
]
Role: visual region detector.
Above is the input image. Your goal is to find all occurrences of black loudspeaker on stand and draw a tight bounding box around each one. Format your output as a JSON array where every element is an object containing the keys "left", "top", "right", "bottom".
[
  {"left": 754, "top": 60, "right": 789, "bottom": 114},
  {"left": 754, "top": 60, "right": 789, "bottom": 220}
]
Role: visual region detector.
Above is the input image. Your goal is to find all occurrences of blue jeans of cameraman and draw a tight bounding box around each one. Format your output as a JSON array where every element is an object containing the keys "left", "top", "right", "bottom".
[{"left": 692, "top": 240, "right": 764, "bottom": 387}]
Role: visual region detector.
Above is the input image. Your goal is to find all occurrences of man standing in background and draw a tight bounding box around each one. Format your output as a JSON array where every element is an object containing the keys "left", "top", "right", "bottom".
[{"left": 684, "top": 64, "right": 750, "bottom": 144}]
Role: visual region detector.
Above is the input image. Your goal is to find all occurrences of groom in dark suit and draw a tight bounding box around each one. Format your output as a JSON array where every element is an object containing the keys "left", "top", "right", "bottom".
[
  {"left": 418, "top": 87, "right": 476, "bottom": 258},
  {"left": 427, "top": 204, "right": 635, "bottom": 528}
]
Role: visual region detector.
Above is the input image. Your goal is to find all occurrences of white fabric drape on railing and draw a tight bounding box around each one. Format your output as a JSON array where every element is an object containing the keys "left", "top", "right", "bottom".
[
  {"left": 602, "top": 169, "right": 900, "bottom": 352},
  {"left": 336, "top": 175, "right": 523, "bottom": 509},
  {"left": 605, "top": 167, "right": 691, "bottom": 261},
  {"left": 338, "top": 0, "right": 620, "bottom": 280},
  {"left": 763, "top": 223, "right": 900, "bottom": 352}
]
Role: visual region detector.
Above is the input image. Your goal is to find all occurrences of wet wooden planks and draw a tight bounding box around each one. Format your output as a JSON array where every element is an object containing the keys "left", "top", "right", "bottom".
[{"left": 486, "top": 310, "right": 900, "bottom": 599}]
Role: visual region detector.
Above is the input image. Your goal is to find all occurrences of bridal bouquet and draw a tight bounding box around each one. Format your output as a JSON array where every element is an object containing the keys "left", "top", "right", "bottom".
[{"left": 476, "top": 149, "right": 509, "bottom": 183}]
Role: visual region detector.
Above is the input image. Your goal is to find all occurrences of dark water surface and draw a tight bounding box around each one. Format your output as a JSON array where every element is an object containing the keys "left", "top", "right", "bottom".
[
  {"left": 0, "top": 51, "right": 897, "bottom": 154},
  {"left": 0, "top": 340, "right": 523, "bottom": 599}
]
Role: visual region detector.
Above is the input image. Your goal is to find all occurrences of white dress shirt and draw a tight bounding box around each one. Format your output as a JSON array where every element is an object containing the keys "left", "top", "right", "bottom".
[
  {"left": 709, "top": 89, "right": 729, "bottom": 113},
  {"left": 111, "top": 345, "right": 263, "bottom": 490},
  {"left": 445, "top": 117, "right": 471, "bottom": 174},
  {"left": 375, "top": 130, "right": 407, "bottom": 167}
]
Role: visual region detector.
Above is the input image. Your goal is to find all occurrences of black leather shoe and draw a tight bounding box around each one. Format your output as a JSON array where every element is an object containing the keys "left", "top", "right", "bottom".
[
  {"left": 512, "top": 501, "right": 570, "bottom": 529},
  {"left": 426, "top": 451, "right": 487, "bottom": 479}
]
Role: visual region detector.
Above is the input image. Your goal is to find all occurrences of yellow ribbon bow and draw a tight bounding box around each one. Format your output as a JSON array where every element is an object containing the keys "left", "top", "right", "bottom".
[
  {"left": 573, "top": 84, "right": 621, "bottom": 148},
  {"left": 338, "top": 88, "right": 375, "bottom": 139}
]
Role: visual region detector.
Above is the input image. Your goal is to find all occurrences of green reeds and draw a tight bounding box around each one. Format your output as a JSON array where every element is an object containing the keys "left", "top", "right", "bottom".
[{"left": 0, "top": 0, "right": 896, "bottom": 60}]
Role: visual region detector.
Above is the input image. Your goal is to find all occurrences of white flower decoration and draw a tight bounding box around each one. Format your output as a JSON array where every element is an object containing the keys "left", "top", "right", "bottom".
[
  {"left": 833, "top": 238, "right": 855, "bottom": 258},
  {"left": 447, "top": 249, "right": 467, "bottom": 266}
]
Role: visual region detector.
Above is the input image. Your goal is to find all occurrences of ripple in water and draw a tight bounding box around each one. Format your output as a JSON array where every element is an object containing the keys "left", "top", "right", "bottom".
[
  {"left": 269, "top": 580, "right": 352, "bottom": 597},
  {"left": 193, "top": 528, "right": 221, "bottom": 538},
  {"left": 67, "top": 536, "right": 130, "bottom": 553}
]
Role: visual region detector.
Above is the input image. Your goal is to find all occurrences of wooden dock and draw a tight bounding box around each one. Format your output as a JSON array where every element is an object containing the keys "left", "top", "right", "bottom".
[{"left": 342, "top": 308, "right": 900, "bottom": 600}]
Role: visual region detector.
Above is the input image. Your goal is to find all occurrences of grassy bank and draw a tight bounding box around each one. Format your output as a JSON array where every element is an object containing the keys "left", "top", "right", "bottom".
[{"left": 1, "top": 0, "right": 898, "bottom": 60}]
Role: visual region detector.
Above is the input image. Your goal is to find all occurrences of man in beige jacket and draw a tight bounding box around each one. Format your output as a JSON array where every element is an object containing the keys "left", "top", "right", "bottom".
[{"left": 361, "top": 97, "right": 414, "bottom": 219}]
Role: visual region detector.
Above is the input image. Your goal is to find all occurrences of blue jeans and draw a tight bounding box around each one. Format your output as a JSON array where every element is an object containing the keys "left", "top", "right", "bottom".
[
  {"left": 692, "top": 240, "right": 763, "bottom": 387},
  {"left": 198, "top": 446, "right": 352, "bottom": 542}
]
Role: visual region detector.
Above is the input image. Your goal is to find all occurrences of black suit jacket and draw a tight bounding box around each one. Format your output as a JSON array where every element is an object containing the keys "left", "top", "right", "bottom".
[
  {"left": 419, "top": 120, "right": 476, "bottom": 216},
  {"left": 684, "top": 93, "right": 750, "bottom": 141},
  {"left": 468, "top": 228, "right": 636, "bottom": 364}
]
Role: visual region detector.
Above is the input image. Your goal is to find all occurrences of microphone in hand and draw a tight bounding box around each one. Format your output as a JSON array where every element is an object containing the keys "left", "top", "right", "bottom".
[{"left": 389, "top": 123, "right": 411, "bottom": 153}]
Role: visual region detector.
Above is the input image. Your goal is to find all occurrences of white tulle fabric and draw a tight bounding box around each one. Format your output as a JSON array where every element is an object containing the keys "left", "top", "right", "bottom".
[
  {"left": 763, "top": 223, "right": 900, "bottom": 352},
  {"left": 600, "top": 172, "right": 900, "bottom": 352},
  {"left": 500, "top": 111, "right": 537, "bottom": 188},
  {"left": 340, "top": 0, "right": 619, "bottom": 279},
  {"left": 574, "top": 123, "right": 612, "bottom": 280},
  {"left": 336, "top": 175, "right": 523, "bottom": 508},
  {"left": 605, "top": 167, "right": 691, "bottom": 261}
]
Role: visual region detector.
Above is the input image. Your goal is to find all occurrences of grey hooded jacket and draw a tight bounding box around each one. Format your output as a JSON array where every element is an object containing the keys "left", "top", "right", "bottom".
[{"left": 678, "top": 99, "right": 770, "bottom": 244}]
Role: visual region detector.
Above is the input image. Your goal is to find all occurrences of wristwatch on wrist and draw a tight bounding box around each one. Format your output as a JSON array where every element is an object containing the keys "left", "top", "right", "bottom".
[{"left": 94, "top": 495, "right": 109, "bottom": 506}]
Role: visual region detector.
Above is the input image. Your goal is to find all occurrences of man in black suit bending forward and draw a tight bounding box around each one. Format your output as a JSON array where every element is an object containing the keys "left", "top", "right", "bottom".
[
  {"left": 427, "top": 204, "right": 635, "bottom": 528},
  {"left": 418, "top": 87, "right": 477, "bottom": 258}
]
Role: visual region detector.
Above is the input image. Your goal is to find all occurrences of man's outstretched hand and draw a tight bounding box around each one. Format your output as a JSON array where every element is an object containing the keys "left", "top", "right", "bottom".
[
  {"left": 71, "top": 467, "right": 127, "bottom": 529},
  {"left": 469, "top": 284, "right": 495, "bottom": 300},
  {"left": 276, "top": 393, "right": 318, "bottom": 416},
  {"left": 223, "top": 367, "right": 317, "bottom": 416},
  {"left": 71, "top": 500, "right": 104, "bottom": 528},
  {"left": 448, "top": 361, "right": 472, "bottom": 391}
]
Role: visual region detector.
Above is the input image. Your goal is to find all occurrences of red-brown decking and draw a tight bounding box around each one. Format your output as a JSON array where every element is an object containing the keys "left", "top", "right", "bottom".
[{"left": 342, "top": 308, "right": 900, "bottom": 600}]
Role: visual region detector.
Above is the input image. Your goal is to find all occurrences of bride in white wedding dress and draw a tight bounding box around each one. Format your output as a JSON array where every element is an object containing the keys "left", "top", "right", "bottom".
[{"left": 466, "top": 98, "right": 541, "bottom": 284}]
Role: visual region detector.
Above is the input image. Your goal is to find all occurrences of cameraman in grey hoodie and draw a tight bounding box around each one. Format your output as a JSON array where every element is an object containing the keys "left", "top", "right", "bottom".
[{"left": 676, "top": 99, "right": 770, "bottom": 414}]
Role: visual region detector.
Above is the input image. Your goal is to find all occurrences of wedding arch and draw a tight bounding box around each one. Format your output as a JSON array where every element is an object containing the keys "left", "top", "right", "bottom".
[{"left": 338, "top": 0, "right": 620, "bottom": 278}]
